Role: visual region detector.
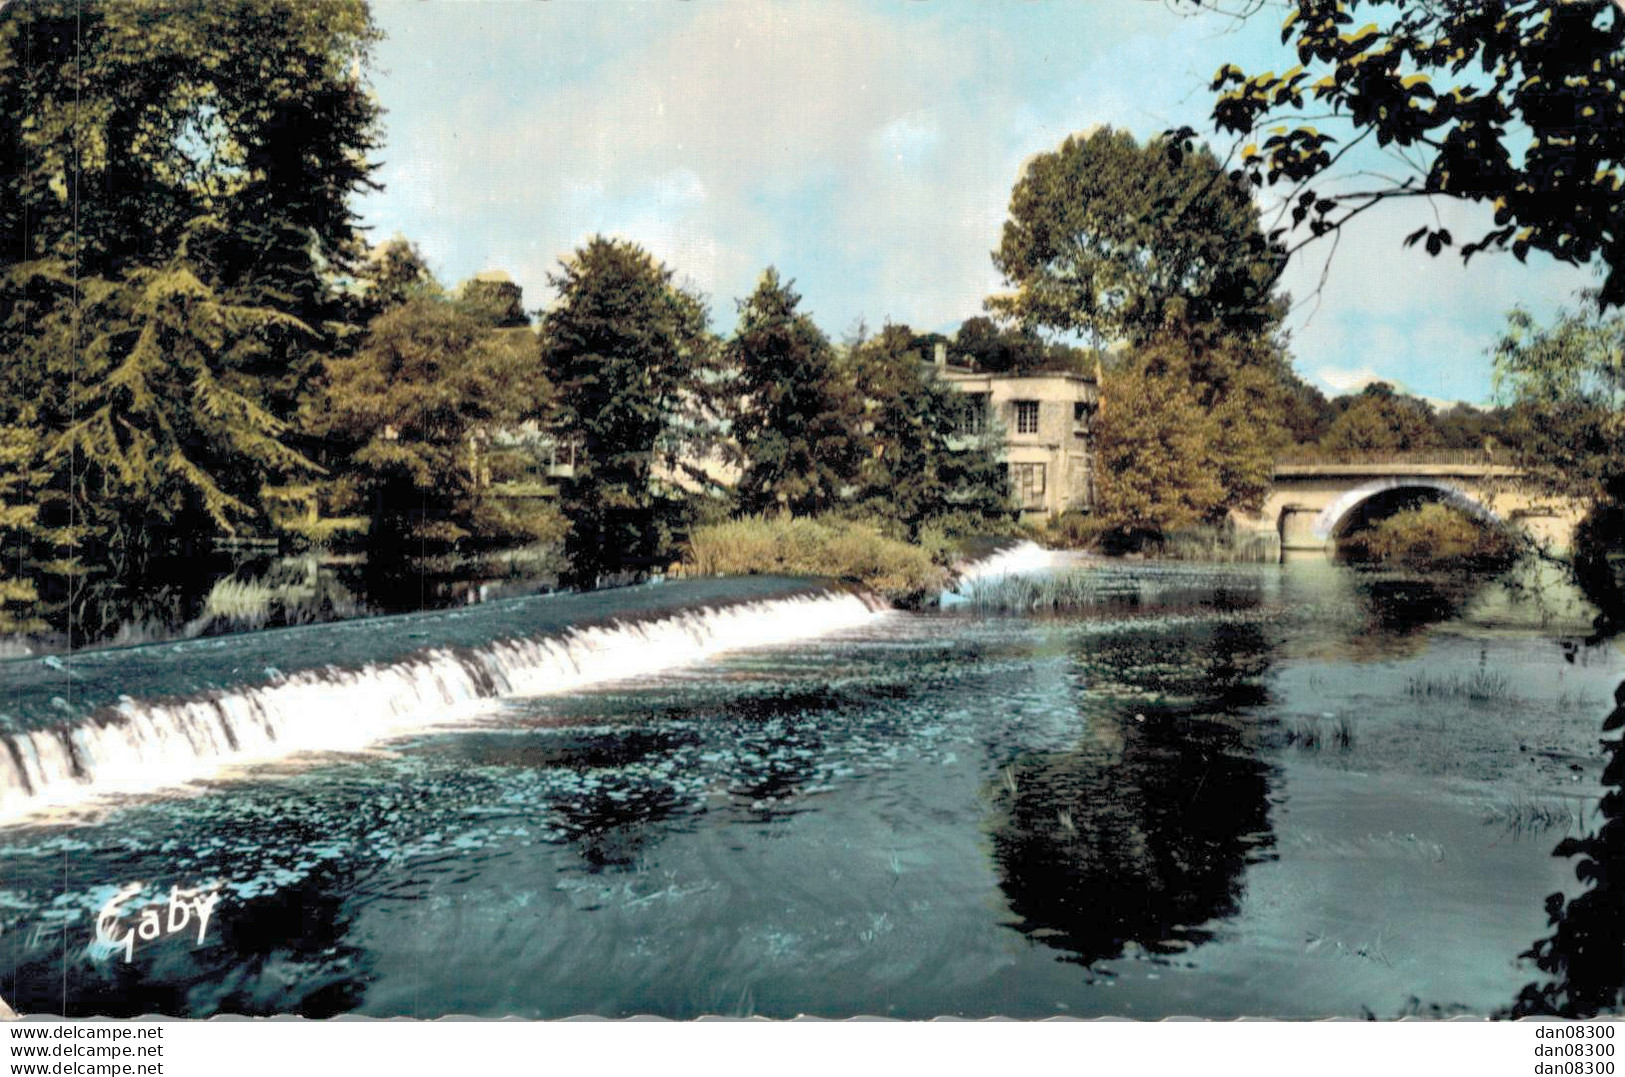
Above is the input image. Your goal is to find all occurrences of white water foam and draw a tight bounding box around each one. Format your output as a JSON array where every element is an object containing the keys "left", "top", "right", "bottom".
[
  {"left": 943, "top": 541, "right": 1059, "bottom": 604},
  {"left": 0, "top": 590, "right": 888, "bottom": 822}
]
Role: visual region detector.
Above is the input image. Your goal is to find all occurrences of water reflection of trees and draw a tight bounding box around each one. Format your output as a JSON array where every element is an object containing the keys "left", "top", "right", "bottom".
[
  {"left": 1508, "top": 677, "right": 1625, "bottom": 1018},
  {"left": 450, "top": 724, "right": 701, "bottom": 873},
  {"left": 988, "top": 621, "right": 1276, "bottom": 966},
  {"left": 1280, "top": 565, "right": 1491, "bottom": 663},
  {"left": 501, "top": 687, "right": 851, "bottom": 867}
]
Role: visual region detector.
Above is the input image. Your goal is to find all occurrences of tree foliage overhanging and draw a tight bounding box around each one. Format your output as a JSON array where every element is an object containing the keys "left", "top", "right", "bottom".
[
  {"left": 1, "top": 0, "right": 380, "bottom": 297},
  {"left": 1181, "top": 0, "right": 1625, "bottom": 308}
]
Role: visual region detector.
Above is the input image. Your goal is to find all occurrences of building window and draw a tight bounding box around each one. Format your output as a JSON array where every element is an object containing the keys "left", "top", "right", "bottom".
[
  {"left": 956, "top": 393, "right": 989, "bottom": 435},
  {"left": 1014, "top": 400, "right": 1040, "bottom": 435},
  {"left": 1012, "top": 462, "right": 1046, "bottom": 507},
  {"left": 1073, "top": 401, "right": 1093, "bottom": 437}
]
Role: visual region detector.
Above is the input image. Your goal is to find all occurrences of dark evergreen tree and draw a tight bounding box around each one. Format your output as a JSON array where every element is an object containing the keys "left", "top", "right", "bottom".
[
  {"left": 726, "top": 269, "right": 864, "bottom": 516},
  {"left": 848, "top": 325, "right": 1009, "bottom": 533},
  {"left": 541, "top": 238, "right": 712, "bottom": 586}
]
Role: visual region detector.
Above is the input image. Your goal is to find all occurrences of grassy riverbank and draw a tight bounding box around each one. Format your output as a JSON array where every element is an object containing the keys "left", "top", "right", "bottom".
[
  {"left": 1037, "top": 514, "right": 1280, "bottom": 563},
  {"left": 680, "top": 515, "right": 948, "bottom": 603}
]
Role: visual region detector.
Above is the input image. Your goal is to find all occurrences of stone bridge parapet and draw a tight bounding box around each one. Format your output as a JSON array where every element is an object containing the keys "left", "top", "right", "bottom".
[{"left": 1234, "top": 452, "right": 1585, "bottom": 556}]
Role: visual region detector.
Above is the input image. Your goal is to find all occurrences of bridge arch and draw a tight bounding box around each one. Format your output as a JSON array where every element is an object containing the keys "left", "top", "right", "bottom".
[{"left": 1310, "top": 477, "right": 1508, "bottom": 543}]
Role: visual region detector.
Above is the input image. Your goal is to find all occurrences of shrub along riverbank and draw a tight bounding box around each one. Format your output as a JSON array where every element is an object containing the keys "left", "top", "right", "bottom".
[
  {"left": 681, "top": 516, "right": 944, "bottom": 602},
  {"left": 1344, "top": 503, "right": 1518, "bottom": 572},
  {"left": 678, "top": 513, "right": 1028, "bottom": 606}
]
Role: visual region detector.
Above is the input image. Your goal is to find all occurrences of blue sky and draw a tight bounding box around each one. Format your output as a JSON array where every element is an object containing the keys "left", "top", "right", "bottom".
[{"left": 357, "top": 0, "right": 1595, "bottom": 405}]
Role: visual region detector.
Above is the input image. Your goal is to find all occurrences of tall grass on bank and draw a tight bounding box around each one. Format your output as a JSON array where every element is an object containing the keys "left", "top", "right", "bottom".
[
  {"left": 1159, "top": 527, "right": 1280, "bottom": 563},
  {"left": 681, "top": 515, "right": 946, "bottom": 602},
  {"left": 197, "top": 559, "right": 366, "bottom": 632}
]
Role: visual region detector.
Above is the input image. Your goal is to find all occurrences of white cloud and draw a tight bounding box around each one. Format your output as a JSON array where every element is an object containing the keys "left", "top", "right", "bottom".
[{"left": 1314, "top": 366, "right": 1396, "bottom": 395}]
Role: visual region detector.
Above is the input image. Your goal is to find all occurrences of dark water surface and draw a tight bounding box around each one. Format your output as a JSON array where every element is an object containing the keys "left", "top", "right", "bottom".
[{"left": 0, "top": 560, "right": 1617, "bottom": 1018}]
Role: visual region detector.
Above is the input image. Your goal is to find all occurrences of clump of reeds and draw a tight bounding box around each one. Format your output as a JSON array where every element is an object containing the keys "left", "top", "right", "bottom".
[
  {"left": 1283, "top": 716, "right": 1355, "bottom": 751},
  {"left": 1404, "top": 669, "right": 1513, "bottom": 701},
  {"left": 195, "top": 561, "right": 364, "bottom": 632},
  {"left": 965, "top": 570, "right": 1105, "bottom": 613},
  {"left": 1040, "top": 516, "right": 1280, "bottom": 563},
  {"left": 1159, "top": 526, "right": 1281, "bottom": 564},
  {"left": 1485, "top": 797, "right": 1576, "bottom": 837}
]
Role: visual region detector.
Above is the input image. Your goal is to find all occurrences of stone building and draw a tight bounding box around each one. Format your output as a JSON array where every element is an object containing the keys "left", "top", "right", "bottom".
[
  {"left": 633, "top": 340, "right": 1103, "bottom": 521},
  {"left": 928, "top": 344, "right": 1100, "bottom": 518}
]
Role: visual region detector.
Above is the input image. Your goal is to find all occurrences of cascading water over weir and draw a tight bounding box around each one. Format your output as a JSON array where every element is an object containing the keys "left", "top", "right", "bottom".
[{"left": 0, "top": 578, "right": 890, "bottom": 821}]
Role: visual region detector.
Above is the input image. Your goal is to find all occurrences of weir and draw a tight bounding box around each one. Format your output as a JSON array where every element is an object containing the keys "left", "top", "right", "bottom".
[
  {"left": 952, "top": 541, "right": 1057, "bottom": 588},
  {"left": 0, "top": 578, "right": 889, "bottom": 820}
]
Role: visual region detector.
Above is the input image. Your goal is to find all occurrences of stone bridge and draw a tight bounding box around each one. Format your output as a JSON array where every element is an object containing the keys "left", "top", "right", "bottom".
[{"left": 1233, "top": 451, "right": 1587, "bottom": 555}]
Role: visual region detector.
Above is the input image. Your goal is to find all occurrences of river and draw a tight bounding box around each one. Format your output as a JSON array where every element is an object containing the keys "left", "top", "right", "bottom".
[{"left": 0, "top": 557, "right": 1617, "bottom": 1018}]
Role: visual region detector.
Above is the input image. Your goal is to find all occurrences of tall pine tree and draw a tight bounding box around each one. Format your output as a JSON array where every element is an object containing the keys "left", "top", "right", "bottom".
[
  {"left": 0, "top": 1, "right": 383, "bottom": 640},
  {"left": 49, "top": 254, "right": 322, "bottom": 577},
  {"left": 542, "top": 238, "right": 712, "bottom": 586},
  {"left": 726, "top": 269, "right": 864, "bottom": 516}
]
